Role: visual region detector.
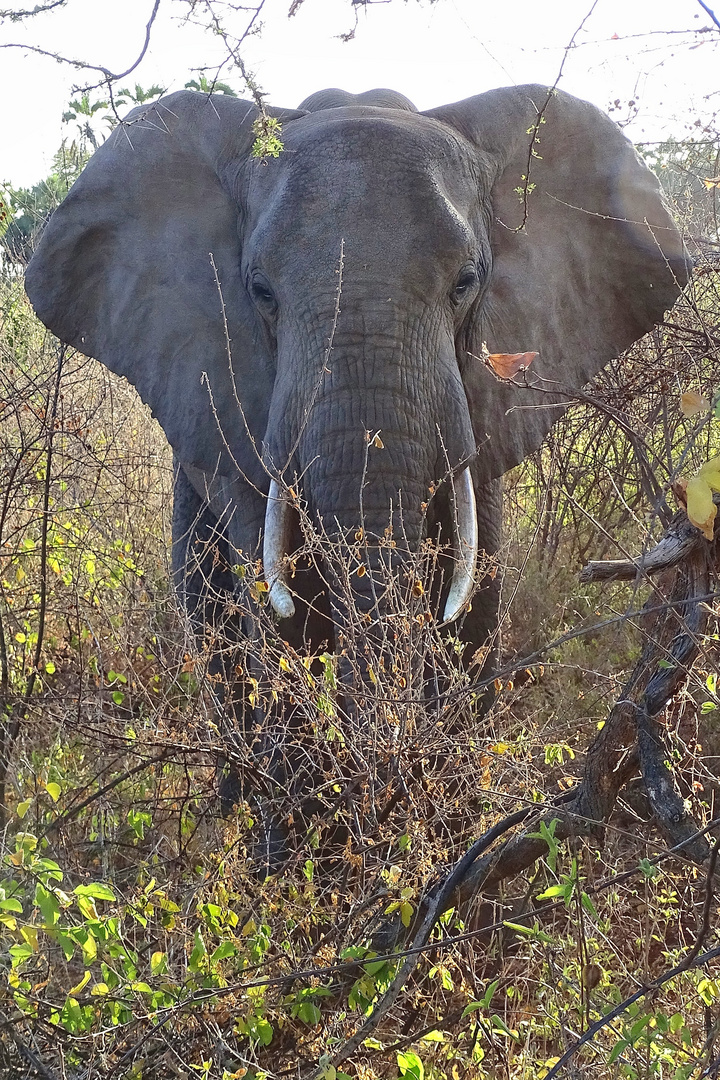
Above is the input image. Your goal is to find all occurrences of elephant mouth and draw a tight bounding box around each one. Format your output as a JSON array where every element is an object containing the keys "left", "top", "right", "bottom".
[{"left": 262, "top": 467, "right": 478, "bottom": 625}]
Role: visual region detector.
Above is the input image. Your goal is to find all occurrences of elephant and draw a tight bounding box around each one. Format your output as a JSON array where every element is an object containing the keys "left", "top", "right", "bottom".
[{"left": 24, "top": 84, "right": 688, "bottom": 854}]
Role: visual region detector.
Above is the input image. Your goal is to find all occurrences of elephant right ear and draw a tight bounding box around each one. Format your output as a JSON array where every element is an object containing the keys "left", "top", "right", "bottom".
[
  {"left": 25, "top": 91, "right": 303, "bottom": 480},
  {"left": 426, "top": 86, "right": 690, "bottom": 484}
]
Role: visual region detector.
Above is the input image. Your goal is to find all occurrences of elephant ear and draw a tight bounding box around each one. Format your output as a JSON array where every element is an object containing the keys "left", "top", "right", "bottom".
[
  {"left": 425, "top": 85, "right": 689, "bottom": 483},
  {"left": 25, "top": 91, "right": 303, "bottom": 480}
]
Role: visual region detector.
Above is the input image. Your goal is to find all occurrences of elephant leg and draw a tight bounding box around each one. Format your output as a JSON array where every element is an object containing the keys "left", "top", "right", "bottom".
[
  {"left": 172, "top": 462, "right": 253, "bottom": 816},
  {"left": 173, "top": 464, "right": 334, "bottom": 871},
  {"left": 171, "top": 460, "right": 236, "bottom": 631}
]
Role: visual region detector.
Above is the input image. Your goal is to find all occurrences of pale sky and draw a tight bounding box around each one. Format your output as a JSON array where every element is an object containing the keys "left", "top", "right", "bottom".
[{"left": 1, "top": 0, "right": 718, "bottom": 188}]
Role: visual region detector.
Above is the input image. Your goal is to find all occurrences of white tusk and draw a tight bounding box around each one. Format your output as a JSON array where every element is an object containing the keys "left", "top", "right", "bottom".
[
  {"left": 263, "top": 479, "right": 296, "bottom": 619},
  {"left": 442, "top": 466, "right": 478, "bottom": 623}
]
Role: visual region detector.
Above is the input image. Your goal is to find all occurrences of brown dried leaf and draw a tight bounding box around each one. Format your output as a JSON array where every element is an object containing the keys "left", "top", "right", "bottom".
[
  {"left": 680, "top": 390, "right": 710, "bottom": 417},
  {"left": 486, "top": 351, "right": 538, "bottom": 379}
]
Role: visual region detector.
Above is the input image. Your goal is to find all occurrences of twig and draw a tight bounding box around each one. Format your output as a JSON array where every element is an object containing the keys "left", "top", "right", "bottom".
[
  {"left": 0, "top": 343, "right": 65, "bottom": 813},
  {"left": 544, "top": 834, "right": 720, "bottom": 1080},
  {"left": 697, "top": 0, "right": 720, "bottom": 31},
  {"left": 1, "top": 0, "right": 161, "bottom": 91},
  {"left": 42, "top": 749, "right": 169, "bottom": 835}
]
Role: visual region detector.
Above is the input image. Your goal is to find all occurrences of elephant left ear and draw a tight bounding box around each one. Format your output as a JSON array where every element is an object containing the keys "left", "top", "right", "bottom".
[{"left": 425, "top": 85, "right": 690, "bottom": 483}]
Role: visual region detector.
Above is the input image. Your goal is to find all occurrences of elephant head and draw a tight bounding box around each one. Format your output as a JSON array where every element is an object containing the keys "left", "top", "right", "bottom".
[{"left": 25, "top": 85, "right": 688, "bottom": 654}]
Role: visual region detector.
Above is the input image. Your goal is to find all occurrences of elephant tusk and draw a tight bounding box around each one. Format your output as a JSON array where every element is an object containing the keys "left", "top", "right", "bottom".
[
  {"left": 263, "top": 479, "right": 296, "bottom": 619},
  {"left": 442, "top": 466, "right": 478, "bottom": 623}
]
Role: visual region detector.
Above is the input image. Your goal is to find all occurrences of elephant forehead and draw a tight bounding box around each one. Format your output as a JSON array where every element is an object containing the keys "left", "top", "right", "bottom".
[
  {"left": 251, "top": 112, "right": 481, "bottom": 207},
  {"left": 243, "top": 115, "right": 483, "bottom": 276}
]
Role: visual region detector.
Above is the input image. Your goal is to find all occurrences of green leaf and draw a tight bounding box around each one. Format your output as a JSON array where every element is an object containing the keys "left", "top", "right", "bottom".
[
  {"left": 75, "top": 896, "right": 97, "bottom": 920},
  {"left": 581, "top": 891, "right": 598, "bottom": 919},
  {"left": 35, "top": 883, "right": 60, "bottom": 926},
  {"left": 16, "top": 799, "right": 31, "bottom": 819},
  {"left": 503, "top": 920, "right": 553, "bottom": 944},
  {"left": 397, "top": 1050, "right": 424, "bottom": 1080},
  {"left": 9, "top": 942, "right": 34, "bottom": 967},
  {"left": 490, "top": 1014, "right": 520, "bottom": 1041},
  {"left": 55, "top": 932, "right": 75, "bottom": 961},
  {"left": 189, "top": 929, "right": 207, "bottom": 972},
  {"left": 45, "top": 782, "right": 61, "bottom": 802},
  {"left": 210, "top": 941, "right": 237, "bottom": 963},
  {"left": 298, "top": 1001, "right": 321, "bottom": 1025},
  {"left": 535, "top": 884, "right": 567, "bottom": 900},
  {"left": 608, "top": 1038, "right": 628, "bottom": 1064},
  {"left": 81, "top": 933, "right": 97, "bottom": 963},
  {"left": 256, "top": 1018, "right": 273, "bottom": 1046},
  {"left": 629, "top": 1014, "right": 652, "bottom": 1042},
  {"left": 0, "top": 896, "right": 23, "bottom": 913},
  {"left": 74, "top": 883, "right": 116, "bottom": 901},
  {"left": 364, "top": 959, "right": 387, "bottom": 976},
  {"left": 670, "top": 1012, "right": 684, "bottom": 1033}
]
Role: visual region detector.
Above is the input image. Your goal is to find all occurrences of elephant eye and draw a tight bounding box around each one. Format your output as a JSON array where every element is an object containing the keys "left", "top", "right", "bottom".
[
  {"left": 452, "top": 264, "right": 480, "bottom": 305},
  {"left": 250, "top": 274, "right": 277, "bottom": 312}
]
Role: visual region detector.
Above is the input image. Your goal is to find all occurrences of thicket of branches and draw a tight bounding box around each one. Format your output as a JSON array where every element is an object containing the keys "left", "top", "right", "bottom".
[{"left": 1, "top": 3, "right": 720, "bottom": 1079}]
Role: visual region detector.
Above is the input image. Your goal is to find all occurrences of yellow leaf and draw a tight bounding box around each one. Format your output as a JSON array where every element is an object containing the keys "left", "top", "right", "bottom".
[
  {"left": 699, "top": 456, "right": 720, "bottom": 491},
  {"left": 680, "top": 390, "right": 710, "bottom": 417},
  {"left": 21, "top": 925, "right": 39, "bottom": 952},
  {"left": 372, "top": 433, "right": 384, "bottom": 449},
  {"left": 686, "top": 475, "right": 716, "bottom": 539},
  {"left": 45, "top": 782, "right": 61, "bottom": 803},
  {"left": 355, "top": 564, "right": 366, "bottom": 577},
  {"left": 279, "top": 656, "right": 291, "bottom": 673},
  {"left": 68, "top": 970, "right": 91, "bottom": 996},
  {"left": 400, "top": 900, "right": 413, "bottom": 928},
  {"left": 702, "top": 176, "right": 720, "bottom": 189}
]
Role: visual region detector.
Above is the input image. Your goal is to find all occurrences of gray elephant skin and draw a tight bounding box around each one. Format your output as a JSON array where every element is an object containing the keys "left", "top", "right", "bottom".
[{"left": 25, "top": 85, "right": 687, "bottom": 813}]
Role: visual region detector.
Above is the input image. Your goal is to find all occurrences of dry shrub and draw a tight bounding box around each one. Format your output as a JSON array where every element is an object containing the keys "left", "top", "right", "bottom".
[{"left": 0, "top": 175, "right": 719, "bottom": 1077}]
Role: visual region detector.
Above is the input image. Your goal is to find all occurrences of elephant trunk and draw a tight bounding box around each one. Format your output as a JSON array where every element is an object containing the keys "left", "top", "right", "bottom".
[{"left": 262, "top": 313, "right": 478, "bottom": 622}]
